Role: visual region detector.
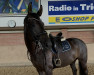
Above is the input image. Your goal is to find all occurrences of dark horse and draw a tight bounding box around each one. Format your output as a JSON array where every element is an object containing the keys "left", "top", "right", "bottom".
[
  {"left": 24, "top": 2, "right": 53, "bottom": 75},
  {"left": 49, "top": 32, "right": 88, "bottom": 75},
  {"left": 24, "top": 2, "right": 88, "bottom": 75}
]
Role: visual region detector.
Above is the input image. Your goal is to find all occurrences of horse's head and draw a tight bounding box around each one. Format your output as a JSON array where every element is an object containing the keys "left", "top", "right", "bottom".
[
  {"left": 49, "top": 32, "right": 63, "bottom": 51},
  {"left": 24, "top": 2, "right": 46, "bottom": 40}
]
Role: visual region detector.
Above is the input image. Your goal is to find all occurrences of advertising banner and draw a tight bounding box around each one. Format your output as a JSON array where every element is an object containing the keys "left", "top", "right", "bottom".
[
  {"left": 0, "top": 0, "right": 38, "bottom": 14},
  {"left": 48, "top": 0, "right": 94, "bottom": 25},
  {"left": 0, "top": 0, "right": 39, "bottom": 27}
]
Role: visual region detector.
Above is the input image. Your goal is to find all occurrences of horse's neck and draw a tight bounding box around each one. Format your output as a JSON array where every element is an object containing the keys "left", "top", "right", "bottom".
[
  {"left": 26, "top": 30, "right": 49, "bottom": 47},
  {"left": 39, "top": 34, "right": 49, "bottom": 42}
]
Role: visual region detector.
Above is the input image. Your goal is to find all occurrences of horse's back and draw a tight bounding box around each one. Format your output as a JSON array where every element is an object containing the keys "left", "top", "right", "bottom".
[
  {"left": 67, "top": 38, "right": 87, "bottom": 60},
  {"left": 67, "top": 38, "right": 87, "bottom": 49}
]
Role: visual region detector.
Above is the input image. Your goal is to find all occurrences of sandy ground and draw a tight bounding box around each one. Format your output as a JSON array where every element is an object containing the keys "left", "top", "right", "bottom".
[
  {"left": 0, "top": 64, "right": 94, "bottom": 75},
  {"left": 0, "top": 43, "right": 94, "bottom": 75}
]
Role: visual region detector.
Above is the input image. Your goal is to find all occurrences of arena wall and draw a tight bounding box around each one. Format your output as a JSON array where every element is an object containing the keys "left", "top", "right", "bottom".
[
  {"left": 0, "top": 29, "right": 94, "bottom": 66},
  {"left": 0, "top": 0, "right": 94, "bottom": 66}
]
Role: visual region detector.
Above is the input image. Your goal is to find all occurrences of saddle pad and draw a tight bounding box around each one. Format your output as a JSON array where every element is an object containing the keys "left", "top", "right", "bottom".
[{"left": 62, "top": 40, "right": 71, "bottom": 52}]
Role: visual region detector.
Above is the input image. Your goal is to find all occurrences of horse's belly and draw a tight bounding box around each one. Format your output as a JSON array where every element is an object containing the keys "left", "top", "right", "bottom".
[
  {"left": 61, "top": 59, "right": 74, "bottom": 67},
  {"left": 60, "top": 53, "right": 77, "bottom": 67}
]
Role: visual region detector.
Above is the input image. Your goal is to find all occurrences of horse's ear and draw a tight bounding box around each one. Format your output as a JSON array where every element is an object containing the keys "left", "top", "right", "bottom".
[
  {"left": 28, "top": 2, "right": 32, "bottom": 14},
  {"left": 56, "top": 32, "right": 62, "bottom": 37},
  {"left": 37, "top": 5, "right": 43, "bottom": 16},
  {"left": 49, "top": 34, "right": 54, "bottom": 39}
]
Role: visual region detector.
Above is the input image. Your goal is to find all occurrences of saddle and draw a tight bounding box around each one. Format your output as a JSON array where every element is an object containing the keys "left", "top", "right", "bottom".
[{"left": 52, "top": 40, "right": 71, "bottom": 67}]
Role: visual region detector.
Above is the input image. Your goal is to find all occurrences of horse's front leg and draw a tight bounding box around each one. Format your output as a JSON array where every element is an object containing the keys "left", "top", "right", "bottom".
[
  {"left": 45, "top": 50, "right": 53, "bottom": 75},
  {"left": 36, "top": 69, "right": 45, "bottom": 75},
  {"left": 38, "top": 71, "right": 45, "bottom": 75},
  {"left": 45, "top": 66, "right": 53, "bottom": 75}
]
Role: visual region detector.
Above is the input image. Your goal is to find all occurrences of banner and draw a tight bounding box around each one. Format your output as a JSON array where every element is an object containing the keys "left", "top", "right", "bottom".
[
  {"left": 0, "top": 0, "right": 38, "bottom": 14},
  {"left": 48, "top": 1, "right": 94, "bottom": 15},
  {"left": 49, "top": 15, "right": 94, "bottom": 24},
  {"left": 48, "top": 0, "right": 94, "bottom": 25}
]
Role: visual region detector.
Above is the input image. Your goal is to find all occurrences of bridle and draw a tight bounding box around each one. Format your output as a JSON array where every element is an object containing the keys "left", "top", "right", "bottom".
[
  {"left": 27, "top": 17, "right": 47, "bottom": 41},
  {"left": 26, "top": 17, "right": 47, "bottom": 54},
  {"left": 28, "top": 18, "right": 40, "bottom": 22},
  {"left": 25, "top": 17, "right": 51, "bottom": 63}
]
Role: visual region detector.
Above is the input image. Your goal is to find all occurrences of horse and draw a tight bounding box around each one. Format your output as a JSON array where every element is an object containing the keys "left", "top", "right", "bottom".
[
  {"left": 24, "top": 2, "right": 88, "bottom": 75},
  {"left": 24, "top": 2, "right": 53, "bottom": 75},
  {"left": 49, "top": 32, "right": 88, "bottom": 75}
]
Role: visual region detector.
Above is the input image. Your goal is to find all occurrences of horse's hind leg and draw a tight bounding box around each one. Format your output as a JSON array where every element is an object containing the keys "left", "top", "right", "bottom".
[
  {"left": 79, "top": 60, "right": 88, "bottom": 75},
  {"left": 78, "top": 43, "right": 88, "bottom": 75},
  {"left": 70, "top": 60, "right": 77, "bottom": 75}
]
